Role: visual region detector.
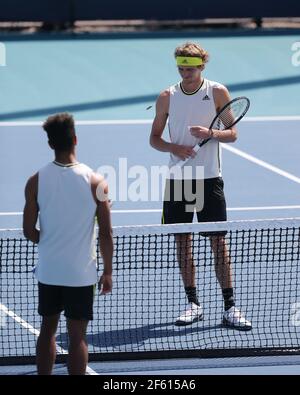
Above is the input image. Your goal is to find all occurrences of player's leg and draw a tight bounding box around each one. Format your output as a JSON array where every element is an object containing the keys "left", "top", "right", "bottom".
[
  {"left": 199, "top": 177, "right": 251, "bottom": 330},
  {"left": 36, "top": 282, "right": 62, "bottom": 375},
  {"left": 163, "top": 179, "right": 203, "bottom": 325},
  {"left": 64, "top": 285, "right": 94, "bottom": 374}
]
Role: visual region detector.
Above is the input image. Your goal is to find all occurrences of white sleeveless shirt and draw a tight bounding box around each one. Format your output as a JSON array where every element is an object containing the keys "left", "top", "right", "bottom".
[
  {"left": 168, "top": 79, "right": 223, "bottom": 179},
  {"left": 36, "top": 162, "right": 97, "bottom": 286}
]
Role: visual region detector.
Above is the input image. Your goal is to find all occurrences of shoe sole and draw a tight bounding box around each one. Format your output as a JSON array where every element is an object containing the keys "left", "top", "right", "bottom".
[
  {"left": 222, "top": 318, "right": 252, "bottom": 331},
  {"left": 175, "top": 314, "right": 203, "bottom": 326}
]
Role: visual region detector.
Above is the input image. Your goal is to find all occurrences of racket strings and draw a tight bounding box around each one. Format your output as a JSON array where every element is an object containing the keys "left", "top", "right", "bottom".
[{"left": 212, "top": 100, "right": 248, "bottom": 130}]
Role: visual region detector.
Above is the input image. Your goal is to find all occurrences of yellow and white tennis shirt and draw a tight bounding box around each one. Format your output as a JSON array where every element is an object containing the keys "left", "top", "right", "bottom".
[
  {"left": 36, "top": 162, "right": 97, "bottom": 287},
  {"left": 168, "top": 79, "right": 224, "bottom": 179}
]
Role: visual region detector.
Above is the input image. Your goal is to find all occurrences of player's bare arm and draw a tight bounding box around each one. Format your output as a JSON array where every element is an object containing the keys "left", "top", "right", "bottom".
[
  {"left": 23, "top": 173, "right": 40, "bottom": 243},
  {"left": 212, "top": 85, "right": 237, "bottom": 142},
  {"left": 150, "top": 90, "right": 196, "bottom": 160},
  {"left": 189, "top": 85, "right": 237, "bottom": 143},
  {"left": 149, "top": 90, "right": 170, "bottom": 151},
  {"left": 91, "top": 173, "right": 113, "bottom": 295}
]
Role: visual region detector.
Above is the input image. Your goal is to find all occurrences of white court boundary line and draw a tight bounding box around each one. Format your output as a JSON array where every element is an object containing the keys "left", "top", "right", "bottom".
[
  {"left": 1, "top": 205, "right": 300, "bottom": 217},
  {"left": 0, "top": 205, "right": 300, "bottom": 217},
  {"left": 222, "top": 144, "right": 300, "bottom": 185},
  {"left": 1, "top": 115, "right": 300, "bottom": 127},
  {"left": 0, "top": 303, "right": 98, "bottom": 375}
]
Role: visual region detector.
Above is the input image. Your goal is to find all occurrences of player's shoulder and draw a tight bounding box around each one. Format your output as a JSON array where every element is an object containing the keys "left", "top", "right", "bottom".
[
  {"left": 90, "top": 171, "right": 109, "bottom": 195},
  {"left": 25, "top": 172, "right": 38, "bottom": 195},
  {"left": 158, "top": 87, "right": 171, "bottom": 99},
  {"left": 208, "top": 80, "right": 230, "bottom": 102},
  {"left": 90, "top": 172, "right": 108, "bottom": 203},
  {"left": 207, "top": 79, "right": 228, "bottom": 92},
  {"left": 155, "top": 88, "right": 171, "bottom": 109},
  {"left": 74, "top": 164, "right": 103, "bottom": 188},
  {"left": 26, "top": 172, "right": 38, "bottom": 184},
  {"left": 159, "top": 81, "right": 181, "bottom": 97},
  {"left": 77, "top": 163, "right": 94, "bottom": 173},
  {"left": 90, "top": 171, "right": 104, "bottom": 185},
  {"left": 37, "top": 162, "right": 53, "bottom": 174}
]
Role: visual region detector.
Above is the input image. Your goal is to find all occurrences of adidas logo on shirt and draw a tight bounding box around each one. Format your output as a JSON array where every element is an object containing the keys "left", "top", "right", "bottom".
[{"left": 202, "top": 95, "right": 210, "bottom": 100}]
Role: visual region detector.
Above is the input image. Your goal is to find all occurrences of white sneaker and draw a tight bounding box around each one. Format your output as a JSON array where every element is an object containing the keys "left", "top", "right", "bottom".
[
  {"left": 175, "top": 302, "right": 203, "bottom": 326},
  {"left": 222, "top": 306, "right": 252, "bottom": 331}
]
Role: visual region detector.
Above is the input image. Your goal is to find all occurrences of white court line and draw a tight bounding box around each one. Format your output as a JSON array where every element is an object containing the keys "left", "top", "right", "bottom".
[
  {"left": 0, "top": 212, "right": 23, "bottom": 216},
  {"left": 1, "top": 205, "right": 300, "bottom": 217},
  {"left": 0, "top": 303, "right": 41, "bottom": 337},
  {"left": 1, "top": 115, "right": 300, "bottom": 127},
  {"left": 110, "top": 205, "right": 300, "bottom": 213},
  {"left": 242, "top": 116, "right": 300, "bottom": 122},
  {"left": 222, "top": 144, "right": 300, "bottom": 185},
  {"left": 228, "top": 205, "right": 300, "bottom": 211},
  {"left": 0, "top": 120, "right": 153, "bottom": 127},
  {"left": 0, "top": 303, "right": 98, "bottom": 375}
]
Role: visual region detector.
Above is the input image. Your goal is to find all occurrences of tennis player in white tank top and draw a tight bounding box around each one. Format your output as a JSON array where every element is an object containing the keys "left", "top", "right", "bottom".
[
  {"left": 150, "top": 42, "right": 251, "bottom": 331},
  {"left": 23, "top": 113, "right": 113, "bottom": 374}
]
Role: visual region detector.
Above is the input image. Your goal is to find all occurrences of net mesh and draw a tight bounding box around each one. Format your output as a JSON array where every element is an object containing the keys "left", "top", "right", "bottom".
[{"left": 1, "top": 218, "right": 300, "bottom": 365}]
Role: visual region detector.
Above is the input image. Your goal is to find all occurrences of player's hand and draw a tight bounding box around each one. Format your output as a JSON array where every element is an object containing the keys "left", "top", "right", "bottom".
[
  {"left": 170, "top": 144, "right": 196, "bottom": 160},
  {"left": 189, "top": 126, "right": 211, "bottom": 139},
  {"left": 98, "top": 273, "right": 112, "bottom": 295}
]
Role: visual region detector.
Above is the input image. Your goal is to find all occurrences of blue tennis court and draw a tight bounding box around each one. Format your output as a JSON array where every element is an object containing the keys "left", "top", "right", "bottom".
[
  {"left": 1, "top": 118, "right": 300, "bottom": 228},
  {"left": 0, "top": 28, "right": 300, "bottom": 375}
]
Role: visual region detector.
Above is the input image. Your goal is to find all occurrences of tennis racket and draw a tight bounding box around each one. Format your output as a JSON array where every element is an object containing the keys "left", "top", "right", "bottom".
[{"left": 177, "top": 96, "right": 250, "bottom": 167}]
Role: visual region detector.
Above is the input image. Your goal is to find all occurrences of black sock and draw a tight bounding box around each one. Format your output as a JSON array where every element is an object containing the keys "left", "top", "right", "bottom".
[
  {"left": 185, "top": 287, "right": 199, "bottom": 305},
  {"left": 222, "top": 288, "right": 235, "bottom": 311}
]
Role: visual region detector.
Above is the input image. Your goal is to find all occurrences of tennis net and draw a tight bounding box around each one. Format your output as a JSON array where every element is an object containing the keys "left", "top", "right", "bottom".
[{"left": 1, "top": 218, "right": 300, "bottom": 365}]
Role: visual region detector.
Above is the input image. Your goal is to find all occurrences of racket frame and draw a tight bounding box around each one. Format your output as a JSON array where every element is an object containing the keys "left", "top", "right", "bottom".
[{"left": 176, "top": 96, "right": 250, "bottom": 167}]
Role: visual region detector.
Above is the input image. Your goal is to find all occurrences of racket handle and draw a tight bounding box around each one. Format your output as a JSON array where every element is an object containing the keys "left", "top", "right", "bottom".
[
  {"left": 199, "top": 137, "right": 211, "bottom": 147},
  {"left": 176, "top": 144, "right": 200, "bottom": 167}
]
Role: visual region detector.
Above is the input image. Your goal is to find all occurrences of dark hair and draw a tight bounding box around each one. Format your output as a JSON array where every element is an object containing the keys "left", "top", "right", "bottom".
[{"left": 43, "top": 113, "right": 75, "bottom": 151}]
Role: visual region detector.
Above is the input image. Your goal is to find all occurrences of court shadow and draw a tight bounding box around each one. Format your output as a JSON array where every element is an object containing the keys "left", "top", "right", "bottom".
[
  {"left": 56, "top": 321, "right": 223, "bottom": 350},
  {"left": 1, "top": 74, "right": 300, "bottom": 121}
]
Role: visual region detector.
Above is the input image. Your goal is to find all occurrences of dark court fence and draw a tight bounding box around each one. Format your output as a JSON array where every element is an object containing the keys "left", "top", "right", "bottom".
[{"left": 0, "top": 0, "right": 299, "bottom": 23}]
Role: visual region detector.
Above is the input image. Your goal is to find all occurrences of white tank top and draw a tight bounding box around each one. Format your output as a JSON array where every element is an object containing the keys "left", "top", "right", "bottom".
[
  {"left": 36, "top": 162, "right": 97, "bottom": 286},
  {"left": 168, "top": 79, "right": 223, "bottom": 179}
]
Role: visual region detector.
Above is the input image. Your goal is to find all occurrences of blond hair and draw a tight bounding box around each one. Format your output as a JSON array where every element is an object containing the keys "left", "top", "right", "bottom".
[{"left": 174, "top": 42, "right": 209, "bottom": 64}]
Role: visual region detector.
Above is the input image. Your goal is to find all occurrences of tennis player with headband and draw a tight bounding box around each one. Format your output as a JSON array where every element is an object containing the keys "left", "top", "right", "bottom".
[{"left": 150, "top": 42, "right": 251, "bottom": 330}]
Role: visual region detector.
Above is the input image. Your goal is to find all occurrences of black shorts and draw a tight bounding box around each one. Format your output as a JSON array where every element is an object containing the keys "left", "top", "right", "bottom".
[
  {"left": 162, "top": 177, "right": 227, "bottom": 226},
  {"left": 38, "top": 282, "right": 95, "bottom": 321}
]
